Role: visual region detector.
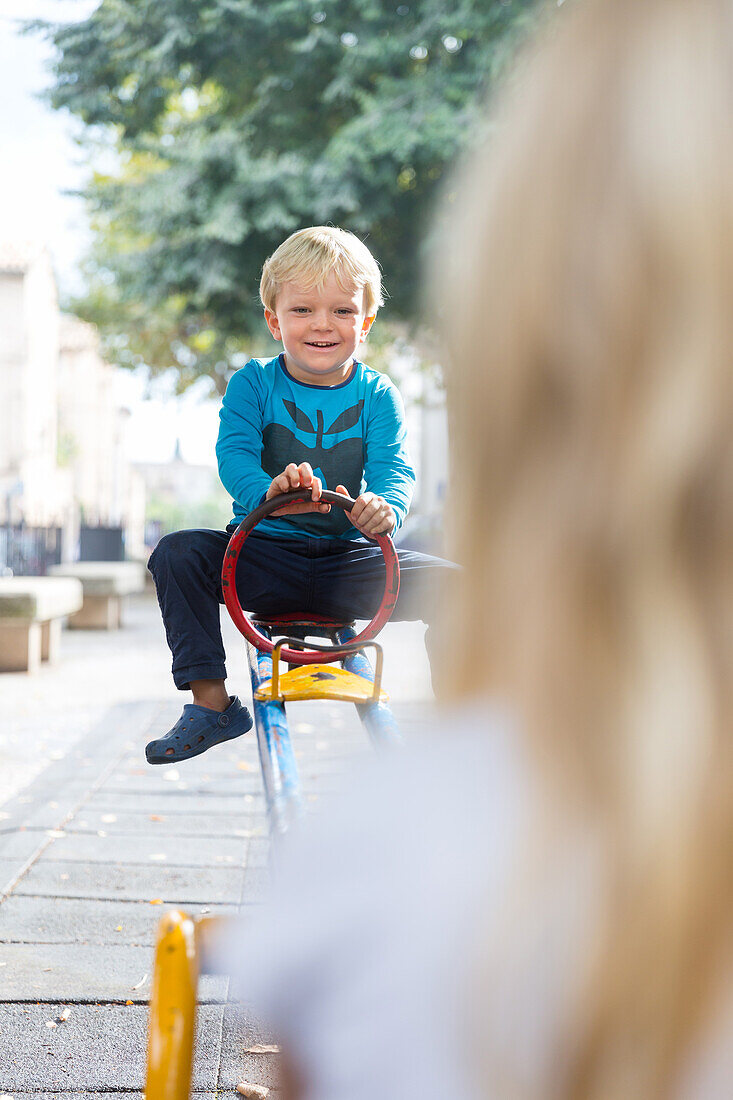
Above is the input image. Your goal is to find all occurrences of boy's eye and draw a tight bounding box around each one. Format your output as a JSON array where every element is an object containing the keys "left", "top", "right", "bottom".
[
  {"left": 292, "top": 307, "right": 310, "bottom": 313},
  {"left": 336, "top": 309, "right": 354, "bottom": 315}
]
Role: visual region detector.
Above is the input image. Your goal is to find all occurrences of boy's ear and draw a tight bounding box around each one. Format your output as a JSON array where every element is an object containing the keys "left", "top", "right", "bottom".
[
  {"left": 264, "top": 308, "right": 282, "bottom": 341},
  {"left": 360, "top": 314, "right": 376, "bottom": 342}
]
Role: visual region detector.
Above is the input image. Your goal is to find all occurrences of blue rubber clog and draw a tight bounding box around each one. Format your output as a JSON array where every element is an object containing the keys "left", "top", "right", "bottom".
[{"left": 145, "top": 695, "right": 253, "bottom": 765}]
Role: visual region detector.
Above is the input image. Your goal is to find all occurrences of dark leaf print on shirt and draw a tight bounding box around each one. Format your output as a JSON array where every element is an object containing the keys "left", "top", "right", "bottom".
[{"left": 261, "top": 399, "right": 365, "bottom": 535}]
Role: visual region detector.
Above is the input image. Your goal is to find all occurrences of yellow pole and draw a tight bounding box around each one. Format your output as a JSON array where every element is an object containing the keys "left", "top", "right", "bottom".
[{"left": 145, "top": 910, "right": 199, "bottom": 1100}]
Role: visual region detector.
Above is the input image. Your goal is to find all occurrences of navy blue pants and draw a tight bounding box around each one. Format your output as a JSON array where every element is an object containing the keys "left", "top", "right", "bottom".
[{"left": 148, "top": 527, "right": 457, "bottom": 690}]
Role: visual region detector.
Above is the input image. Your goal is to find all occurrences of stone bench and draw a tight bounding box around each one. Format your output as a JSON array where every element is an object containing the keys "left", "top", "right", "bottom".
[
  {"left": 0, "top": 577, "right": 83, "bottom": 673},
  {"left": 48, "top": 561, "right": 147, "bottom": 630}
]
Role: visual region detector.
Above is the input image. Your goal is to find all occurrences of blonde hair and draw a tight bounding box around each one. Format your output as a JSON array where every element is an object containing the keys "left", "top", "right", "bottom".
[
  {"left": 260, "top": 226, "right": 384, "bottom": 316},
  {"left": 436, "top": 0, "right": 733, "bottom": 1095}
]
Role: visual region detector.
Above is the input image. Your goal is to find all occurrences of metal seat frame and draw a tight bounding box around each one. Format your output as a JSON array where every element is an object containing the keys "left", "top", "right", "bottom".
[{"left": 246, "top": 616, "right": 400, "bottom": 839}]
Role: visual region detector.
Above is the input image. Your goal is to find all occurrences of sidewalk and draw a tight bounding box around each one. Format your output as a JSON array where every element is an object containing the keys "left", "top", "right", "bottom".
[{"left": 0, "top": 593, "right": 433, "bottom": 1096}]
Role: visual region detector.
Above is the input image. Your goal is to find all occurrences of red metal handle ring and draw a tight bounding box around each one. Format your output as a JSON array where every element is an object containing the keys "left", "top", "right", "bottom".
[{"left": 221, "top": 489, "right": 400, "bottom": 664}]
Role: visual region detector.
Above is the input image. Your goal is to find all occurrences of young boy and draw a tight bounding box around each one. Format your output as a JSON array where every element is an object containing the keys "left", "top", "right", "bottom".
[{"left": 146, "top": 226, "right": 454, "bottom": 764}]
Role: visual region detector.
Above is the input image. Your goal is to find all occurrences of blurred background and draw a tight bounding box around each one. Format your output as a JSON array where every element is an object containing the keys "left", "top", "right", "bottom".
[{"left": 0, "top": 0, "right": 544, "bottom": 572}]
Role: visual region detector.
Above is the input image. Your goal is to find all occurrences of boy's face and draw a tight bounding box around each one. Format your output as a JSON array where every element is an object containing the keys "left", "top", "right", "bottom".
[{"left": 264, "top": 272, "right": 375, "bottom": 386}]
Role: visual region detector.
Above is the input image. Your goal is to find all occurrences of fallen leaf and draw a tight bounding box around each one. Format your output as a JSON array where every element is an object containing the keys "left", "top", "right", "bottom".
[
  {"left": 149, "top": 899, "right": 163, "bottom": 905},
  {"left": 245, "top": 1044, "right": 280, "bottom": 1054},
  {"left": 125, "top": 999, "right": 134, "bottom": 1006},
  {"left": 131, "top": 973, "right": 148, "bottom": 990},
  {"left": 237, "top": 761, "right": 254, "bottom": 772},
  {"left": 149, "top": 814, "right": 164, "bottom": 822},
  {"left": 101, "top": 814, "right": 117, "bottom": 824},
  {"left": 60, "top": 874, "right": 69, "bottom": 880},
  {"left": 236, "top": 1084, "right": 269, "bottom": 1099},
  {"left": 58, "top": 1008, "right": 71, "bottom": 1023},
  {"left": 45, "top": 1020, "right": 57, "bottom": 1029},
  {"left": 115, "top": 925, "right": 123, "bottom": 932}
]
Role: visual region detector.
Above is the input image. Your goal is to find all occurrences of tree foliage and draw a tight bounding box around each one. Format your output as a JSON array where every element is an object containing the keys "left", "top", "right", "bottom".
[{"left": 35, "top": 0, "right": 541, "bottom": 393}]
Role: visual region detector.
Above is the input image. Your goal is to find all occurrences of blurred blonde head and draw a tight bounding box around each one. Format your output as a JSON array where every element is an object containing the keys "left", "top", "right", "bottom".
[
  {"left": 260, "top": 226, "right": 384, "bottom": 317},
  {"left": 435, "top": 0, "right": 733, "bottom": 1095}
]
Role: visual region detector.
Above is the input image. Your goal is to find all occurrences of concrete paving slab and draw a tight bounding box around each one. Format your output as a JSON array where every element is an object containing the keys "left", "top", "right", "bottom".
[
  {"left": 0, "top": 827, "right": 48, "bottom": 865},
  {"left": 84, "top": 790, "right": 266, "bottom": 816},
  {"left": 0, "top": 859, "right": 29, "bottom": 897},
  {"left": 59, "top": 809, "right": 264, "bottom": 838},
  {"left": 0, "top": 800, "right": 73, "bottom": 832},
  {"left": 0, "top": 895, "right": 238, "bottom": 947},
  {"left": 239, "top": 868, "right": 271, "bottom": 905},
  {"left": 12, "top": 860, "right": 246, "bottom": 905},
  {"left": 0, "top": 800, "right": 115, "bottom": 831},
  {"left": 116, "top": 743, "right": 261, "bottom": 774},
  {"left": 0, "top": 779, "right": 110, "bottom": 838},
  {"left": 0, "top": 617, "right": 429, "bottom": 1095},
  {"left": 0, "top": 1095, "right": 223, "bottom": 1100},
  {"left": 0, "top": 1003, "right": 223, "bottom": 1090},
  {"left": 0, "top": 700, "right": 166, "bottom": 840},
  {"left": 99, "top": 773, "right": 263, "bottom": 797},
  {"left": 0, "top": 943, "right": 226, "bottom": 1003},
  {"left": 242, "top": 840, "right": 270, "bottom": 869},
  {"left": 217, "top": 1004, "right": 279, "bottom": 1091},
  {"left": 0, "top": 832, "right": 249, "bottom": 869},
  {"left": 293, "top": 755, "right": 363, "bottom": 778},
  {"left": 292, "top": 736, "right": 370, "bottom": 758}
]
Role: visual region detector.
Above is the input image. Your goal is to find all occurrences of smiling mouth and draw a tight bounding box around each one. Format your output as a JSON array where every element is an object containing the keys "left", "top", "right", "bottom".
[{"left": 306, "top": 341, "right": 339, "bottom": 348}]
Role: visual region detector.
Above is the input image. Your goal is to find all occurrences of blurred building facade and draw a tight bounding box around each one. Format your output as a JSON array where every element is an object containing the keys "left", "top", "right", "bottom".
[
  {"left": 58, "top": 316, "right": 146, "bottom": 554},
  {"left": 391, "top": 353, "right": 448, "bottom": 512},
  {"left": 0, "top": 242, "right": 69, "bottom": 526},
  {"left": 0, "top": 242, "right": 145, "bottom": 561},
  {"left": 135, "top": 440, "right": 232, "bottom": 544}
]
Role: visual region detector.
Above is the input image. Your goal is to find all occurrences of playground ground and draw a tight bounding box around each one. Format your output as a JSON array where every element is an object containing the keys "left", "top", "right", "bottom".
[{"left": 0, "top": 592, "right": 433, "bottom": 1097}]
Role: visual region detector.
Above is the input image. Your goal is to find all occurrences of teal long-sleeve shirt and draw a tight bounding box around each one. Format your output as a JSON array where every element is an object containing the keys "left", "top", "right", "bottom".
[{"left": 216, "top": 354, "right": 416, "bottom": 539}]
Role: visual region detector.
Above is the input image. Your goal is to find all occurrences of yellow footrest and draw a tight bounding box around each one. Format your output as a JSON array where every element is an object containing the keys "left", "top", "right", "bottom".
[{"left": 255, "top": 663, "right": 388, "bottom": 704}]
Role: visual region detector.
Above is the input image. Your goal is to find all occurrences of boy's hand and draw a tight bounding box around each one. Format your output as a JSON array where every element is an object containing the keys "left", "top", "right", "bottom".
[
  {"left": 266, "top": 463, "right": 332, "bottom": 516},
  {"left": 335, "top": 484, "right": 396, "bottom": 537}
]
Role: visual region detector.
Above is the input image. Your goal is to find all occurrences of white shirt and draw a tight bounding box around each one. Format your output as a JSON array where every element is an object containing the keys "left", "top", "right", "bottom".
[
  {"left": 225, "top": 705, "right": 733, "bottom": 1100},
  {"left": 226, "top": 706, "right": 524, "bottom": 1100}
]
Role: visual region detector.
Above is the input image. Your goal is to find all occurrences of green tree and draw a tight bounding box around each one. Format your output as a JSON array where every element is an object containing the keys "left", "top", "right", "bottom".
[
  {"left": 35, "top": 0, "right": 542, "bottom": 393},
  {"left": 145, "top": 487, "right": 233, "bottom": 536}
]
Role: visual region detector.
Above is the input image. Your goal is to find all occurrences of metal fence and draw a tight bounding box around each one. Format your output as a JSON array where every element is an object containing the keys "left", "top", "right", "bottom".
[{"left": 0, "top": 525, "right": 63, "bottom": 576}]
